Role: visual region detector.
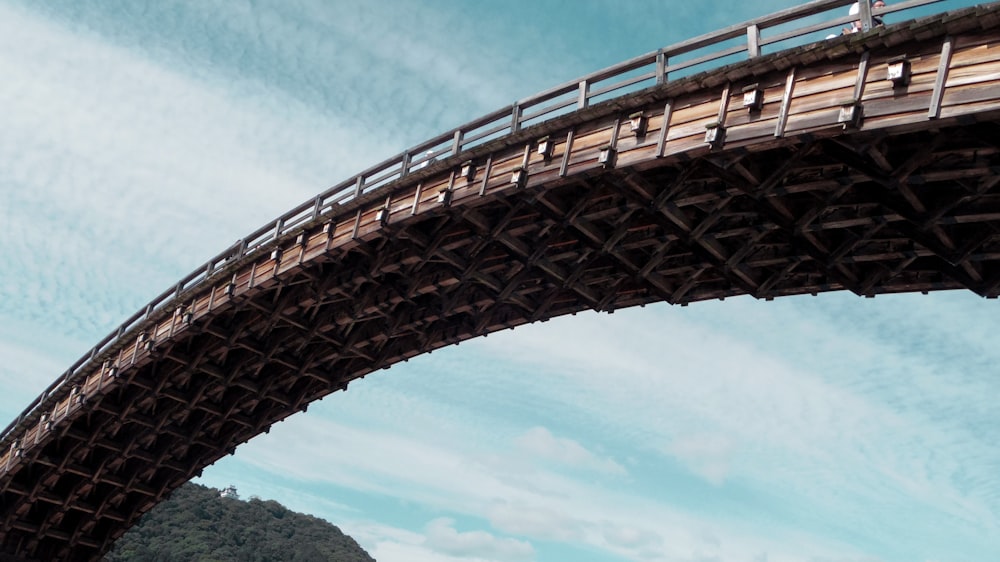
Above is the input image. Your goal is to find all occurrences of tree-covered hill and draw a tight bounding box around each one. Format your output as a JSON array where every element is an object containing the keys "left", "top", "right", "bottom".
[{"left": 104, "top": 483, "right": 374, "bottom": 562}]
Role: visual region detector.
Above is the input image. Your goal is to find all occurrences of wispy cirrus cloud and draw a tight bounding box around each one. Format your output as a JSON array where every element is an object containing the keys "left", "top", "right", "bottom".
[
  {"left": 207, "top": 383, "right": 886, "bottom": 562},
  {"left": 195, "top": 287, "right": 1000, "bottom": 561},
  {"left": 462, "top": 299, "right": 1000, "bottom": 559},
  {"left": 425, "top": 518, "right": 534, "bottom": 562},
  {"left": 669, "top": 433, "right": 738, "bottom": 486},
  {"left": 0, "top": 2, "right": 370, "bottom": 343},
  {"left": 345, "top": 520, "right": 531, "bottom": 562},
  {"left": 0, "top": 321, "right": 79, "bottom": 415},
  {"left": 515, "top": 427, "right": 626, "bottom": 475}
]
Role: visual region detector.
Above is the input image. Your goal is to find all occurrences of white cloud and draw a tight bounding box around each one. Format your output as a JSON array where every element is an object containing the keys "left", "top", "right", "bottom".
[
  {"left": 486, "top": 501, "right": 584, "bottom": 543},
  {"left": 514, "top": 427, "right": 626, "bottom": 475},
  {"left": 0, "top": 319, "right": 90, "bottom": 415},
  {"left": 601, "top": 525, "right": 663, "bottom": 551},
  {"left": 227, "top": 408, "right": 878, "bottom": 562},
  {"left": 468, "top": 305, "right": 1000, "bottom": 532},
  {"left": 0, "top": 2, "right": 381, "bottom": 345},
  {"left": 342, "top": 519, "right": 532, "bottom": 562},
  {"left": 372, "top": 541, "right": 464, "bottom": 562},
  {"left": 669, "top": 433, "right": 737, "bottom": 486},
  {"left": 424, "top": 518, "right": 534, "bottom": 562}
]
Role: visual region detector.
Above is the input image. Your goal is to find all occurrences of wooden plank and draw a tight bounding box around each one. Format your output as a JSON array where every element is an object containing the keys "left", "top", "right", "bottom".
[
  {"left": 792, "top": 70, "right": 863, "bottom": 99},
  {"left": 660, "top": 135, "right": 713, "bottom": 159},
  {"left": 862, "top": 108, "right": 939, "bottom": 131},
  {"left": 655, "top": 99, "right": 674, "bottom": 158},
  {"left": 862, "top": 69, "right": 942, "bottom": 100},
  {"left": 783, "top": 108, "right": 842, "bottom": 134},
  {"left": 559, "top": 130, "right": 575, "bottom": 177},
  {"left": 716, "top": 82, "right": 732, "bottom": 126},
  {"left": 853, "top": 51, "right": 871, "bottom": 102},
  {"left": 445, "top": 170, "right": 456, "bottom": 199},
  {"left": 452, "top": 170, "right": 479, "bottom": 205},
  {"left": 479, "top": 155, "right": 494, "bottom": 196},
  {"left": 668, "top": 87, "right": 719, "bottom": 112},
  {"left": 658, "top": 121, "right": 708, "bottom": 148},
  {"left": 614, "top": 142, "right": 662, "bottom": 169},
  {"left": 724, "top": 78, "right": 786, "bottom": 126},
  {"left": 942, "top": 44, "right": 1000, "bottom": 70},
  {"left": 787, "top": 82, "right": 858, "bottom": 114},
  {"left": 938, "top": 94, "right": 1000, "bottom": 119},
  {"left": 939, "top": 80, "right": 1000, "bottom": 107},
  {"left": 943, "top": 59, "right": 1000, "bottom": 88},
  {"left": 350, "top": 209, "right": 363, "bottom": 240},
  {"left": 482, "top": 154, "right": 527, "bottom": 194},
  {"left": 726, "top": 118, "right": 784, "bottom": 144},
  {"left": 564, "top": 121, "right": 617, "bottom": 152},
  {"left": 951, "top": 29, "right": 1000, "bottom": 52},
  {"left": 775, "top": 67, "right": 797, "bottom": 138},
  {"left": 608, "top": 118, "right": 622, "bottom": 149},
  {"left": 864, "top": 91, "right": 934, "bottom": 117}
]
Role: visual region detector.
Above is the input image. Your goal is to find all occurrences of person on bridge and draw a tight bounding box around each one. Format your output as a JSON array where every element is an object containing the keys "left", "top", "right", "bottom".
[
  {"left": 843, "top": 0, "right": 886, "bottom": 34},
  {"left": 414, "top": 150, "right": 437, "bottom": 171}
]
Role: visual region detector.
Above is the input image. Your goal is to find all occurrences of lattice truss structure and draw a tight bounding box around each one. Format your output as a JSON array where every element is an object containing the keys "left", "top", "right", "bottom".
[
  {"left": 4, "top": 119, "right": 1000, "bottom": 560},
  {"left": 5, "top": 4, "right": 1000, "bottom": 560}
]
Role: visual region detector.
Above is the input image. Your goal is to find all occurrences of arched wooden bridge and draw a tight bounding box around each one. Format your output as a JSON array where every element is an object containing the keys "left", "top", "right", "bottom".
[{"left": 5, "top": 0, "right": 1000, "bottom": 559}]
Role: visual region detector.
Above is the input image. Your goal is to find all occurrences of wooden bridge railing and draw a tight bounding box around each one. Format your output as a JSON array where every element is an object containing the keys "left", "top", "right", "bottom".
[{"left": 0, "top": 0, "right": 955, "bottom": 454}]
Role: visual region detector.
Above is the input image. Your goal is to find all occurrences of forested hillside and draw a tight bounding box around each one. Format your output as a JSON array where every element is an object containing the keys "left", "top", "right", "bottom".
[{"left": 104, "top": 483, "right": 374, "bottom": 562}]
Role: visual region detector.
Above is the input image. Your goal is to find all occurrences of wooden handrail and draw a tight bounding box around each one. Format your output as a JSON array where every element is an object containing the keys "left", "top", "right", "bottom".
[{"left": 0, "top": 0, "right": 953, "bottom": 451}]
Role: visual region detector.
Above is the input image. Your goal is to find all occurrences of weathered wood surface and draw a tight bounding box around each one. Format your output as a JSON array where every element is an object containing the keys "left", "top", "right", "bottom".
[{"left": 5, "top": 3, "right": 1000, "bottom": 560}]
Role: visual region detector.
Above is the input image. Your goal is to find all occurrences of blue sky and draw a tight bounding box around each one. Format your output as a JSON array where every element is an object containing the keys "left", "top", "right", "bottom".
[{"left": 1, "top": 1, "right": 997, "bottom": 561}]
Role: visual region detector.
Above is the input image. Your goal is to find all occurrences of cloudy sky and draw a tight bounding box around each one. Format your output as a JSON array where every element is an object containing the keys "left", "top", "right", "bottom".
[{"left": 1, "top": 1, "right": 997, "bottom": 561}]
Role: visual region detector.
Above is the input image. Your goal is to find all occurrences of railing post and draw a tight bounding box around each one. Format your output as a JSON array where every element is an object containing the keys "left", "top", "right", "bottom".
[
  {"left": 510, "top": 103, "right": 522, "bottom": 134},
  {"left": 746, "top": 24, "right": 760, "bottom": 58},
  {"left": 353, "top": 175, "right": 364, "bottom": 198},
  {"left": 311, "top": 195, "right": 322, "bottom": 219},
  {"left": 656, "top": 52, "right": 667, "bottom": 85},
  {"left": 858, "top": 0, "right": 874, "bottom": 32},
  {"left": 451, "top": 129, "right": 464, "bottom": 156},
  {"left": 399, "top": 152, "right": 411, "bottom": 179},
  {"left": 577, "top": 81, "right": 590, "bottom": 109}
]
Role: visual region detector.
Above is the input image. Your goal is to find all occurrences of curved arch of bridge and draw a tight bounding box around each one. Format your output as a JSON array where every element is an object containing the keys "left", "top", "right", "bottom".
[{"left": 5, "top": 1, "right": 1000, "bottom": 559}]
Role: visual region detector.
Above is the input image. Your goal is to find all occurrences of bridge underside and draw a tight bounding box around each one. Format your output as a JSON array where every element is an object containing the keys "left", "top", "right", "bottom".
[
  {"left": 6, "top": 119, "right": 1000, "bottom": 560},
  {"left": 6, "top": 6, "right": 1000, "bottom": 559}
]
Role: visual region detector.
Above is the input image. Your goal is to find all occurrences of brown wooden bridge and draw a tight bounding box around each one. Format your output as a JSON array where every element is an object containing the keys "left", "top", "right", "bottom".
[{"left": 4, "top": 0, "right": 1000, "bottom": 559}]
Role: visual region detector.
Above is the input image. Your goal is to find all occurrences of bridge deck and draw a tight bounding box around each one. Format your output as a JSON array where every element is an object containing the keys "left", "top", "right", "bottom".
[{"left": 5, "top": 2, "right": 1000, "bottom": 560}]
